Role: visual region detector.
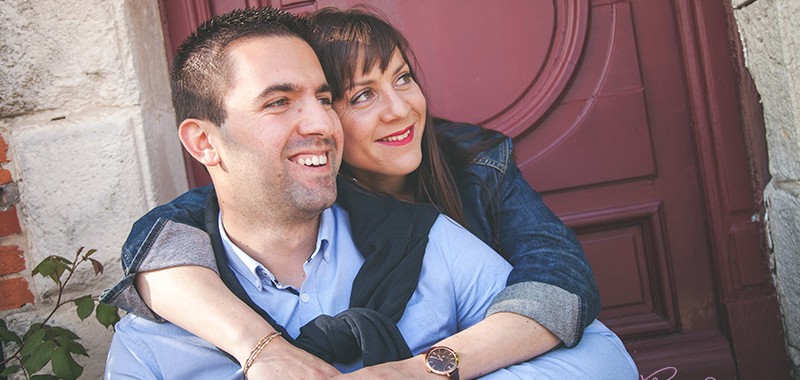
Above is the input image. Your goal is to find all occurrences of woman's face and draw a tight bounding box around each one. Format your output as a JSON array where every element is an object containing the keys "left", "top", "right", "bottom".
[{"left": 334, "top": 48, "right": 427, "bottom": 196}]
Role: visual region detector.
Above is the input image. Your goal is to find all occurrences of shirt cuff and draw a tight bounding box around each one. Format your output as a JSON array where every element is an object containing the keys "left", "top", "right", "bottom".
[
  {"left": 486, "top": 281, "right": 585, "bottom": 347},
  {"left": 100, "top": 220, "right": 219, "bottom": 322}
]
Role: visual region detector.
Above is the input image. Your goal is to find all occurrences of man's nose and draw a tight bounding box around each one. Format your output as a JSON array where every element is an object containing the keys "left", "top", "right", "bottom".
[{"left": 297, "top": 100, "right": 336, "bottom": 137}]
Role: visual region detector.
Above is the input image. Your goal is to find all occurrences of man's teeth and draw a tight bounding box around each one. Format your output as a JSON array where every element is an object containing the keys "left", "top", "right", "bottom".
[
  {"left": 380, "top": 129, "right": 411, "bottom": 142},
  {"left": 297, "top": 154, "right": 327, "bottom": 166}
]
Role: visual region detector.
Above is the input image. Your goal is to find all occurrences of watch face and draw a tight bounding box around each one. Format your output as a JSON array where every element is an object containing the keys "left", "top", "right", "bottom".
[{"left": 426, "top": 347, "right": 458, "bottom": 374}]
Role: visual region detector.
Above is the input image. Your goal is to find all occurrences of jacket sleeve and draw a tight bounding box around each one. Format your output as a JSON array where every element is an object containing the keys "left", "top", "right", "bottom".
[
  {"left": 99, "top": 186, "right": 217, "bottom": 322},
  {"left": 484, "top": 146, "right": 601, "bottom": 347}
]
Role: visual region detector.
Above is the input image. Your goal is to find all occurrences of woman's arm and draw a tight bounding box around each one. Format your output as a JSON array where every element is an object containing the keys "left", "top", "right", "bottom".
[
  {"left": 434, "top": 313, "right": 559, "bottom": 378},
  {"left": 102, "top": 186, "right": 338, "bottom": 378},
  {"left": 487, "top": 149, "right": 600, "bottom": 347},
  {"left": 333, "top": 313, "right": 557, "bottom": 380},
  {"left": 437, "top": 122, "right": 600, "bottom": 348},
  {"left": 334, "top": 213, "right": 561, "bottom": 380},
  {"left": 135, "top": 266, "right": 268, "bottom": 364},
  {"left": 136, "top": 266, "right": 339, "bottom": 379}
]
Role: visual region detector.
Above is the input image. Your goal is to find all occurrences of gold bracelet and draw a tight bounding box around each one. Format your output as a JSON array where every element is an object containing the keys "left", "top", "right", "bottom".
[{"left": 242, "top": 331, "right": 282, "bottom": 377}]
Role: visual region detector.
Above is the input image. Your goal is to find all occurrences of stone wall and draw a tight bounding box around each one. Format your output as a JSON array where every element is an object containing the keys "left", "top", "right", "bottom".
[
  {"left": 0, "top": 0, "right": 797, "bottom": 378},
  {"left": 0, "top": 0, "right": 186, "bottom": 378},
  {"left": 732, "top": 0, "right": 800, "bottom": 377}
]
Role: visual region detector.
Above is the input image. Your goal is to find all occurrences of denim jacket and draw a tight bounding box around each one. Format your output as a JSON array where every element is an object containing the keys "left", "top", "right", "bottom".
[
  {"left": 101, "top": 120, "right": 599, "bottom": 347},
  {"left": 437, "top": 120, "right": 600, "bottom": 347}
]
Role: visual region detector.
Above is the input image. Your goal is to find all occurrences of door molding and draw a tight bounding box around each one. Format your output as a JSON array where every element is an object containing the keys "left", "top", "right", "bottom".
[{"left": 672, "top": 0, "right": 789, "bottom": 376}]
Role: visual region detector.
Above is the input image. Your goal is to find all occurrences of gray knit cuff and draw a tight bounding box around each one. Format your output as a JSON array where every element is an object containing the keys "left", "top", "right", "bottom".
[
  {"left": 486, "top": 281, "right": 582, "bottom": 347},
  {"left": 100, "top": 220, "right": 219, "bottom": 322}
]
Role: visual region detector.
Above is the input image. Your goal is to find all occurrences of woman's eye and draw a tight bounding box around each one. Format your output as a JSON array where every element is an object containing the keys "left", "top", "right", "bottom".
[
  {"left": 350, "top": 89, "right": 375, "bottom": 105},
  {"left": 396, "top": 73, "right": 413, "bottom": 86}
]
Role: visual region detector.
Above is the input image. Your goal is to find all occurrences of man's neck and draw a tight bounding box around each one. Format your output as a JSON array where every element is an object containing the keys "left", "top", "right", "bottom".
[{"left": 221, "top": 208, "right": 321, "bottom": 288}]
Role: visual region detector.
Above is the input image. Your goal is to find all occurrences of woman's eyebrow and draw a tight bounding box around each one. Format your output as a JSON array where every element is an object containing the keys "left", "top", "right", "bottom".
[
  {"left": 391, "top": 61, "right": 409, "bottom": 76},
  {"left": 352, "top": 77, "right": 375, "bottom": 88},
  {"left": 351, "top": 62, "right": 409, "bottom": 88}
]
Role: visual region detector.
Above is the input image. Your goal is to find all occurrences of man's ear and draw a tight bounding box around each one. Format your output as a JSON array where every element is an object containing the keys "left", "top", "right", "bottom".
[{"left": 178, "top": 118, "right": 221, "bottom": 167}]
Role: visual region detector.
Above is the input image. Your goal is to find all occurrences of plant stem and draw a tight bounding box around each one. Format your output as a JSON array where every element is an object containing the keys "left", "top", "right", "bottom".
[{"left": 0, "top": 247, "right": 87, "bottom": 370}]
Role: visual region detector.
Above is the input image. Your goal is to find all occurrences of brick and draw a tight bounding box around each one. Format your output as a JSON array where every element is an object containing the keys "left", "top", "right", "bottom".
[
  {"left": 0, "top": 169, "right": 11, "bottom": 185},
  {"left": 0, "top": 245, "right": 25, "bottom": 276},
  {"left": 0, "top": 206, "right": 21, "bottom": 237},
  {"left": 0, "top": 134, "right": 7, "bottom": 163},
  {"left": 0, "top": 277, "right": 34, "bottom": 310}
]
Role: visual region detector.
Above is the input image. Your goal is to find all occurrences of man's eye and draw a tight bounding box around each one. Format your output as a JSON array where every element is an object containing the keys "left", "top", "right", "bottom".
[
  {"left": 318, "top": 96, "right": 333, "bottom": 107},
  {"left": 264, "top": 99, "right": 288, "bottom": 108}
]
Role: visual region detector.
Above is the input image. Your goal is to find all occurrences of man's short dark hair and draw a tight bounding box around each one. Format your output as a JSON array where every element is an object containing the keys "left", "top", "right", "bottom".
[{"left": 170, "top": 8, "right": 310, "bottom": 126}]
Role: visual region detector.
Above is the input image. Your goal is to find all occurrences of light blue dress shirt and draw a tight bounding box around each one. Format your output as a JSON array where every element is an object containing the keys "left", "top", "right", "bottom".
[{"left": 105, "top": 204, "right": 637, "bottom": 379}]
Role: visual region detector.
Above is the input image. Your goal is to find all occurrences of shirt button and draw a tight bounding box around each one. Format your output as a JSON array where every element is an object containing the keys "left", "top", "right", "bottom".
[{"left": 300, "top": 293, "right": 310, "bottom": 303}]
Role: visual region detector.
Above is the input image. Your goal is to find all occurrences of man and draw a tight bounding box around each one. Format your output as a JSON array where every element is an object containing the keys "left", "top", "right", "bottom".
[
  {"left": 105, "top": 7, "right": 636, "bottom": 379},
  {"left": 104, "top": 8, "right": 496, "bottom": 378}
]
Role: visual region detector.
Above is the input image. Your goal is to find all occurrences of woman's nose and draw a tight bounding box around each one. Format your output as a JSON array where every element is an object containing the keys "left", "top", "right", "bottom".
[{"left": 379, "top": 90, "right": 411, "bottom": 123}]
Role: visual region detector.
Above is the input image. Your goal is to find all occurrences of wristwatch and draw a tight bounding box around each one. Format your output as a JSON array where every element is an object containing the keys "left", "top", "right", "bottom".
[{"left": 424, "top": 346, "right": 460, "bottom": 380}]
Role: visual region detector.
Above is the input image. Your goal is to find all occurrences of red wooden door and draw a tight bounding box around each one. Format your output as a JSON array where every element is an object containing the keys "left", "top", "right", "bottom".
[{"left": 160, "top": 1, "right": 789, "bottom": 378}]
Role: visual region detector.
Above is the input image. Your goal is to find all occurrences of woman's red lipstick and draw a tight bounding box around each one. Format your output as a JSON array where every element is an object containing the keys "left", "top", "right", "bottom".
[{"left": 376, "top": 125, "right": 414, "bottom": 146}]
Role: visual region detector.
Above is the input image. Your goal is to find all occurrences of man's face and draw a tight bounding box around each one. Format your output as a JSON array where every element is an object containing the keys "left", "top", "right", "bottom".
[{"left": 213, "top": 36, "right": 343, "bottom": 218}]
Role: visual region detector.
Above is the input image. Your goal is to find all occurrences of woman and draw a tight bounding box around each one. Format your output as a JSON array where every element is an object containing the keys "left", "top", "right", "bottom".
[{"left": 103, "top": 7, "right": 632, "bottom": 379}]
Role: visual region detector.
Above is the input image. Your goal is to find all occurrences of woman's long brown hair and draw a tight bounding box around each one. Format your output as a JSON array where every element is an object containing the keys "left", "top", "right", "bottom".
[{"left": 308, "top": 7, "right": 467, "bottom": 226}]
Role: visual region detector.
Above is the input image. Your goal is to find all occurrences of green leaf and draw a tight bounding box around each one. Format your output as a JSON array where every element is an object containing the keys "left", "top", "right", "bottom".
[
  {"left": 53, "top": 257, "right": 72, "bottom": 279},
  {"left": 95, "top": 303, "right": 121, "bottom": 328},
  {"left": 0, "top": 365, "right": 21, "bottom": 376},
  {"left": 23, "top": 323, "right": 44, "bottom": 339},
  {"left": 54, "top": 255, "right": 73, "bottom": 267},
  {"left": 89, "top": 257, "right": 104, "bottom": 275},
  {"left": 20, "top": 328, "right": 46, "bottom": 357},
  {"left": 0, "top": 320, "right": 21, "bottom": 344},
  {"left": 54, "top": 335, "right": 88, "bottom": 356},
  {"left": 30, "top": 375, "right": 60, "bottom": 380},
  {"left": 74, "top": 295, "right": 95, "bottom": 320},
  {"left": 84, "top": 248, "right": 97, "bottom": 258},
  {"left": 46, "top": 326, "right": 79, "bottom": 340},
  {"left": 21, "top": 339, "right": 56, "bottom": 374},
  {"left": 32, "top": 256, "right": 70, "bottom": 282},
  {"left": 32, "top": 258, "right": 57, "bottom": 277},
  {"left": 52, "top": 347, "right": 83, "bottom": 380}
]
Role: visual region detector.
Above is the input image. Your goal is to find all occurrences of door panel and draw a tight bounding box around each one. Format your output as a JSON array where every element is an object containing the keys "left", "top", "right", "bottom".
[{"left": 160, "top": 0, "right": 789, "bottom": 377}]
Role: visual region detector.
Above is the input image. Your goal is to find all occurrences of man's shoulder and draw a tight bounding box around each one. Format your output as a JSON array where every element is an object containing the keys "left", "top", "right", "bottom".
[
  {"left": 108, "top": 313, "right": 242, "bottom": 379},
  {"left": 427, "top": 215, "right": 511, "bottom": 270},
  {"left": 114, "top": 313, "right": 195, "bottom": 338}
]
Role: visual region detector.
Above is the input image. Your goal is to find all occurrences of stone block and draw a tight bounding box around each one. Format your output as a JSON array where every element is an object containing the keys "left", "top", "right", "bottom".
[
  {"left": 0, "top": 0, "right": 140, "bottom": 118},
  {"left": 734, "top": 0, "right": 800, "bottom": 181},
  {"left": 10, "top": 109, "right": 147, "bottom": 289},
  {"left": 765, "top": 184, "right": 800, "bottom": 351}
]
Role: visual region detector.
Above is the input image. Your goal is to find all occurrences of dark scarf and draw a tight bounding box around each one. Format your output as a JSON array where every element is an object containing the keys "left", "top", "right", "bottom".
[{"left": 205, "top": 177, "right": 440, "bottom": 366}]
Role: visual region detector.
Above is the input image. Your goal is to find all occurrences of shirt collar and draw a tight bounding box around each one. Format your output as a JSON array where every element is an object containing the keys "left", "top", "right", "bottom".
[{"left": 218, "top": 208, "right": 335, "bottom": 290}]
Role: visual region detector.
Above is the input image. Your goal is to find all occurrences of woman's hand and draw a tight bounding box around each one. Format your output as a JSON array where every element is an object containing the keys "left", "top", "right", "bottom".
[{"left": 245, "top": 338, "right": 341, "bottom": 379}]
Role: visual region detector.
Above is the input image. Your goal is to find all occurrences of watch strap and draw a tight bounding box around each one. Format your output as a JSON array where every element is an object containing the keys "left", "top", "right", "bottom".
[{"left": 449, "top": 369, "right": 460, "bottom": 380}]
